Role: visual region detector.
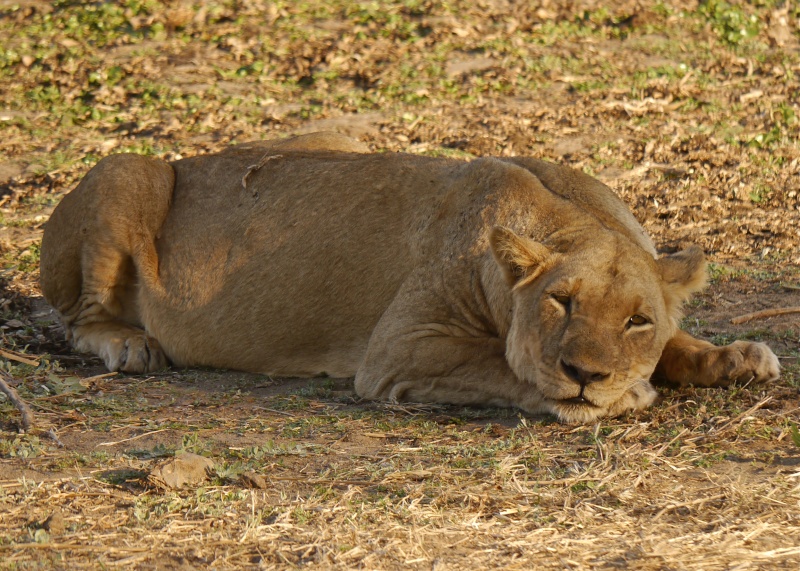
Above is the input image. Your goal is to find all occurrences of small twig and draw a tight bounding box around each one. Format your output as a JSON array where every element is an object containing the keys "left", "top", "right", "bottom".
[
  {"left": 95, "top": 428, "right": 171, "bottom": 447},
  {"left": 0, "top": 543, "right": 151, "bottom": 552},
  {"left": 731, "top": 306, "right": 800, "bottom": 325},
  {"left": 267, "top": 475, "right": 378, "bottom": 487},
  {"left": 48, "top": 428, "right": 65, "bottom": 448},
  {"left": 0, "top": 372, "right": 34, "bottom": 432},
  {"left": 253, "top": 406, "right": 298, "bottom": 418},
  {"left": 653, "top": 427, "right": 689, "bottom": 458},
  {"left": 524, "top": 476, "right": 604, "bottom": 487},
  {"left": 0, "top": 348, "right": 39, "bottom": 367},
  {"left": 80, "top": 372, "right": 118, "bottom": 384}
]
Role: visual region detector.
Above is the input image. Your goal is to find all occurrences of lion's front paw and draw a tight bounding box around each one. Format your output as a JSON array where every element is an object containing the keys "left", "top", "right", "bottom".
[
  {"left": 698, "top": 341, "right": 780, "bottom": 387},
  {"left": 100, "top": 334, "right": 168, "bottom": 374}
]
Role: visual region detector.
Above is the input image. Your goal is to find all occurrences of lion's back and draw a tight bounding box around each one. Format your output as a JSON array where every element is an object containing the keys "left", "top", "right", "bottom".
[
  {"left": 139, "top": 151, "right": 454, "bottom": 374},
  {"left": 136, "top": 147, "right": 654, "bottom": 375}
]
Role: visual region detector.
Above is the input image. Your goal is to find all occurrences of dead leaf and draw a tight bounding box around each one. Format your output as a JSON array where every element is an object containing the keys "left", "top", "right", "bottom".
[{"left": 767, "top": 9, "right": 793, "bottom": 47}]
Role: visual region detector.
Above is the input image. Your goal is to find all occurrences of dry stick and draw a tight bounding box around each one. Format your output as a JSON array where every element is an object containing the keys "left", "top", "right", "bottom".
[
  {"left": 80, "top": 372, "right": 118, "bottom": 384},
  {"left": 0, "top": 348, "right": 39, "bottom": 367},
  {"left": 0, "top": 543, "right": 151, "bottom": 552},
  {"left": 95, "top": 428, "right": 171, "bottom": 447},
  {"left": 253, "top": 406, "right": 298, "bottom": 418},
  {"left": 730, "top": 306, "right": 800, "bottom": 325},
  {"left": 0, "top": 372, "right": 34, "bottom": 432}
]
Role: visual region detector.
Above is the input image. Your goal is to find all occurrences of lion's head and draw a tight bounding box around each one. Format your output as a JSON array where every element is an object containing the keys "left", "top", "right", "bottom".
[{"left": 490, "top": 226, "right": 707, "bottom": 423}]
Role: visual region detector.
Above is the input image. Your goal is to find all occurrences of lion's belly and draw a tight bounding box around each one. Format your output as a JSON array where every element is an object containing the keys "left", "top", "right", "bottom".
[{"left": 136, "top": 154, "right": 439, "bottom": 375}]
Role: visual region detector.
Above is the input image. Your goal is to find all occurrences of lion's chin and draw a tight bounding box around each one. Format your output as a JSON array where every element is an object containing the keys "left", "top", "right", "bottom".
[
  {"left": 549, "top": 395, "right": 605, "bottom": 424},
  {"left": 545, "top": 378, "right": 658, "bottom": 424},
  {"left": 549, "top": 400, "right": 606, "bottom": 424}
]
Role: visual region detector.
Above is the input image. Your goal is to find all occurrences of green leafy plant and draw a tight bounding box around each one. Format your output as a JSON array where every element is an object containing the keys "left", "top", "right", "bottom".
[
  {"left": 699, "top": 0, "right": 760, "bottom": 45},
  {"left": 790, "top": 423, "right": 800, "bottom": 448}
]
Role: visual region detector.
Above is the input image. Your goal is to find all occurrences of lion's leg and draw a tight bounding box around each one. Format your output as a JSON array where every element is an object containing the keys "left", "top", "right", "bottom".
[
  {"left": 69, "top": 320, "right": 167, "bottom": 373},
  {"left": 654, "top": 329, "right": 780, "bottom": 387},
  {"left": 353, "top": 273, "right": 535, "bottom": 409},
  {"left": 40, "top": 154, "right": 175, "bottom": 373},
  {"left": 355, "top": 327, "right": 545, "bottom": 412},
  {"left": 354, "top": 276, "right": 655, "bottom": 423},
  {"left": 59, "top": 240, "right": 168, "bottom": 373},
  {"left": 356, "top": 327, "right": 655, "bottom": 423}
]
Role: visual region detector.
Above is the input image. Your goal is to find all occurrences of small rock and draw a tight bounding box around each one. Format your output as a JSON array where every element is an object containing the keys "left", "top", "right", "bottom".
[
  {"left": 42, "top": 510, "right": 65, "bottom": 535},
  {"left": 240, "top": 471, "right": 268, "bottom": 489},
  {"left": 148, "top": 452, "right": 214, "bottom": 489},
  {"left": 552, "top": 136, "right": 590, "bottom": 158},
  {"left": 0, "top": 161, "right": 23, "bottom": 183},
  {"left": 294, "top": 112, "right": 385, "bottom": 139},
  {"left": 445, "top": 56, "right": 497, "bottom": 77},
  {"left": 767, "top": 9, "right": 793, "bottom": 47}
]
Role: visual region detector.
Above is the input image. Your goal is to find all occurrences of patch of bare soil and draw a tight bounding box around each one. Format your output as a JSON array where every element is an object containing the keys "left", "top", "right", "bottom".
[{"left": 1, "top": 1, "right": 799, "bottom": 569}]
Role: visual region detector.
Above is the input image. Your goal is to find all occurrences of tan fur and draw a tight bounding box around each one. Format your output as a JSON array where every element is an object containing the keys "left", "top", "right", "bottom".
[{"left": 40, "top": 132, "right": 780, "bottom": 423}]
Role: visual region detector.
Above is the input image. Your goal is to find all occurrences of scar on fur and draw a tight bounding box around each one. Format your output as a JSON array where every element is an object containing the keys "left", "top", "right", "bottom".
[{"left": 241, "top": 153, "right": 283, "bottom": 196}]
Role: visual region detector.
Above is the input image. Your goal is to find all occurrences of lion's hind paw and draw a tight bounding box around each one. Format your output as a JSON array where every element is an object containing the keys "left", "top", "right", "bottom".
[
  {"left": 95, "top": 331, "right": 168, "bottom": 374},
  {"left": 122, "top": 334, "right": 168, "bottom": 373}
]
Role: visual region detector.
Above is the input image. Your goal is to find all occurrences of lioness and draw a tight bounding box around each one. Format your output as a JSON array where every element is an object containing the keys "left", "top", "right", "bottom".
[{"left": 40, "top": 132, "right": 779, "bottom": 423}]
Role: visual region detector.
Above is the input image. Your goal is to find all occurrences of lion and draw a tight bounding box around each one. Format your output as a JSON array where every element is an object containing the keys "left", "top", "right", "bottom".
[{"left": 39, "top": 132, "right": 780, "bottom": 423}]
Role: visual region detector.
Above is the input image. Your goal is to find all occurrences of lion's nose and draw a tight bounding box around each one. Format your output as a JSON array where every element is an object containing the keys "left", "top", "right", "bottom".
[{"left": 560, "top": 359, "right": 610, "bottom": 387}]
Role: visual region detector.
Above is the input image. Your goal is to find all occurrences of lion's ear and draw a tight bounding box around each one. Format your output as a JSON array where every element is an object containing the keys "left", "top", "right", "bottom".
[
  {"left": 657, "top": 245, "right": 707, "bottom": 318},
  {"left": 489, "top": 226, "right": 552, "bottom": 286}
]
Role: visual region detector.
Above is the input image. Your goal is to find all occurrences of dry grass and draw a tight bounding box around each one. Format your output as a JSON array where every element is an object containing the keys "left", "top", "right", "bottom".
[
  {"left": 1, "top": 377, "right": 798, "bottom": 569},
  {"left": 1, "top": 0, "right": 800, "bottom": 569}
]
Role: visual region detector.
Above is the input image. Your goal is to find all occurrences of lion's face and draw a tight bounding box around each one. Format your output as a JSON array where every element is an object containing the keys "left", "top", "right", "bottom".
[{"left": 490, "top": 226, "right": 707, "bottom": 423}]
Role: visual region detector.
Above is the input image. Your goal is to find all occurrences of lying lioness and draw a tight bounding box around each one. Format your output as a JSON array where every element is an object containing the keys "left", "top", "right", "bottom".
[{"left": 40, "top": 132, "right": 779, "bottom": 423}]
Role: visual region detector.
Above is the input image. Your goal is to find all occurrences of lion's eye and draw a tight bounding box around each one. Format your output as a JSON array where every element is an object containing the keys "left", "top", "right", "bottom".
[
  {"left": 551, "top": 293, "right": 571, "bottom": 308},
  {"left": 628, "top": 314, "right": 649, "bottom": 327}
]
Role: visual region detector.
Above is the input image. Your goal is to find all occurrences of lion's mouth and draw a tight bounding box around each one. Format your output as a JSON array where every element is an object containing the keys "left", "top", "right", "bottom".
[{"left": 560, "top": 395, "right": 598, "bottom": 407}]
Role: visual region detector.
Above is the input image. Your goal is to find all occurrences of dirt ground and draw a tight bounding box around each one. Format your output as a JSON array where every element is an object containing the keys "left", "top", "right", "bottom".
[{"left": 1, "top": 1, "right": 799, "bottom": 569}]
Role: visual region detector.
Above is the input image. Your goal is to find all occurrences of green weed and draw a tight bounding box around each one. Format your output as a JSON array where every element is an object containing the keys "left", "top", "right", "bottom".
[
  {"left": 0, "top": 434, "right": 46, "bottom": 459},
  {"left": 699, "top": 0, "right": 760, "bottom": 45}
]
